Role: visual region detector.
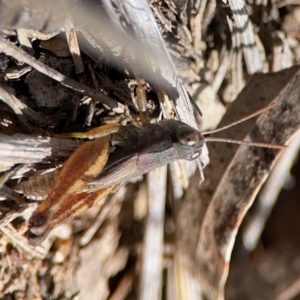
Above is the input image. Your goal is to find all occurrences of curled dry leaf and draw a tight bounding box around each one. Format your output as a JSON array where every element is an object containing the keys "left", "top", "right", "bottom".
[{"left": 176, "top": 65, "right": 300, "bottom": 300}]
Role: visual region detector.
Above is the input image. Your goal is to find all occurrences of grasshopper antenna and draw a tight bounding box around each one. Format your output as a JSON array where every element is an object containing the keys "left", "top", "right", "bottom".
[
  {"left": 204, "top": 137, "right": 286, "bottom": 149},
  {"left": 202, "top": 102, "right": 286, "bottom": 149},
  {"left": 202, "top": 103, "right": 277, "bottom": 135}
]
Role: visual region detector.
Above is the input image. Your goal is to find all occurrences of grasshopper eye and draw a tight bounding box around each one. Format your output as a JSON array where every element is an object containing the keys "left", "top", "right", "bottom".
[{"left": 177, "top": 125, "right": 200, "bottom": 146}]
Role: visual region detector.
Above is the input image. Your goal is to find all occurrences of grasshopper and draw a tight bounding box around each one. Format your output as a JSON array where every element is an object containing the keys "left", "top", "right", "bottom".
[{"left": 27, "top": 119, "right": 205, "bottom": 246}]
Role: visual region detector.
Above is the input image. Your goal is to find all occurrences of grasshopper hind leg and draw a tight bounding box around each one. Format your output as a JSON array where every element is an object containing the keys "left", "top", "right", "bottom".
[{"left": 28, "top": 138, "right": 111, "bottom": 246}]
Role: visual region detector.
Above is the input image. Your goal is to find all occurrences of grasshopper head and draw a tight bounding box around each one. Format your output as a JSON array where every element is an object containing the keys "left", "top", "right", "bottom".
[{"left": 163, "top": 119, "right": 205, "bottom": 160}]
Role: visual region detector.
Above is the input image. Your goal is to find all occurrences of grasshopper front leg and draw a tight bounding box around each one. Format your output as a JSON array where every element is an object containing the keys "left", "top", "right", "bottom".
[{"left": 28, "top": 124, "right": 121, "bottom": 246}]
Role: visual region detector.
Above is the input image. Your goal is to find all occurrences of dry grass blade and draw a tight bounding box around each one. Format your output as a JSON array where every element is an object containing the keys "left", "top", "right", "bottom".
[
  {"left": 0, "top": 134, "right": 82, "bottom": 172},
  {"left": 139, "top": 165, "right": 167, "bottom": 299},
  {"left": 228, "top": 0, "right": 264, "bottom": 74},
  {"left": 65, "top": 25, "right": 84, "bottom": 74}
]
